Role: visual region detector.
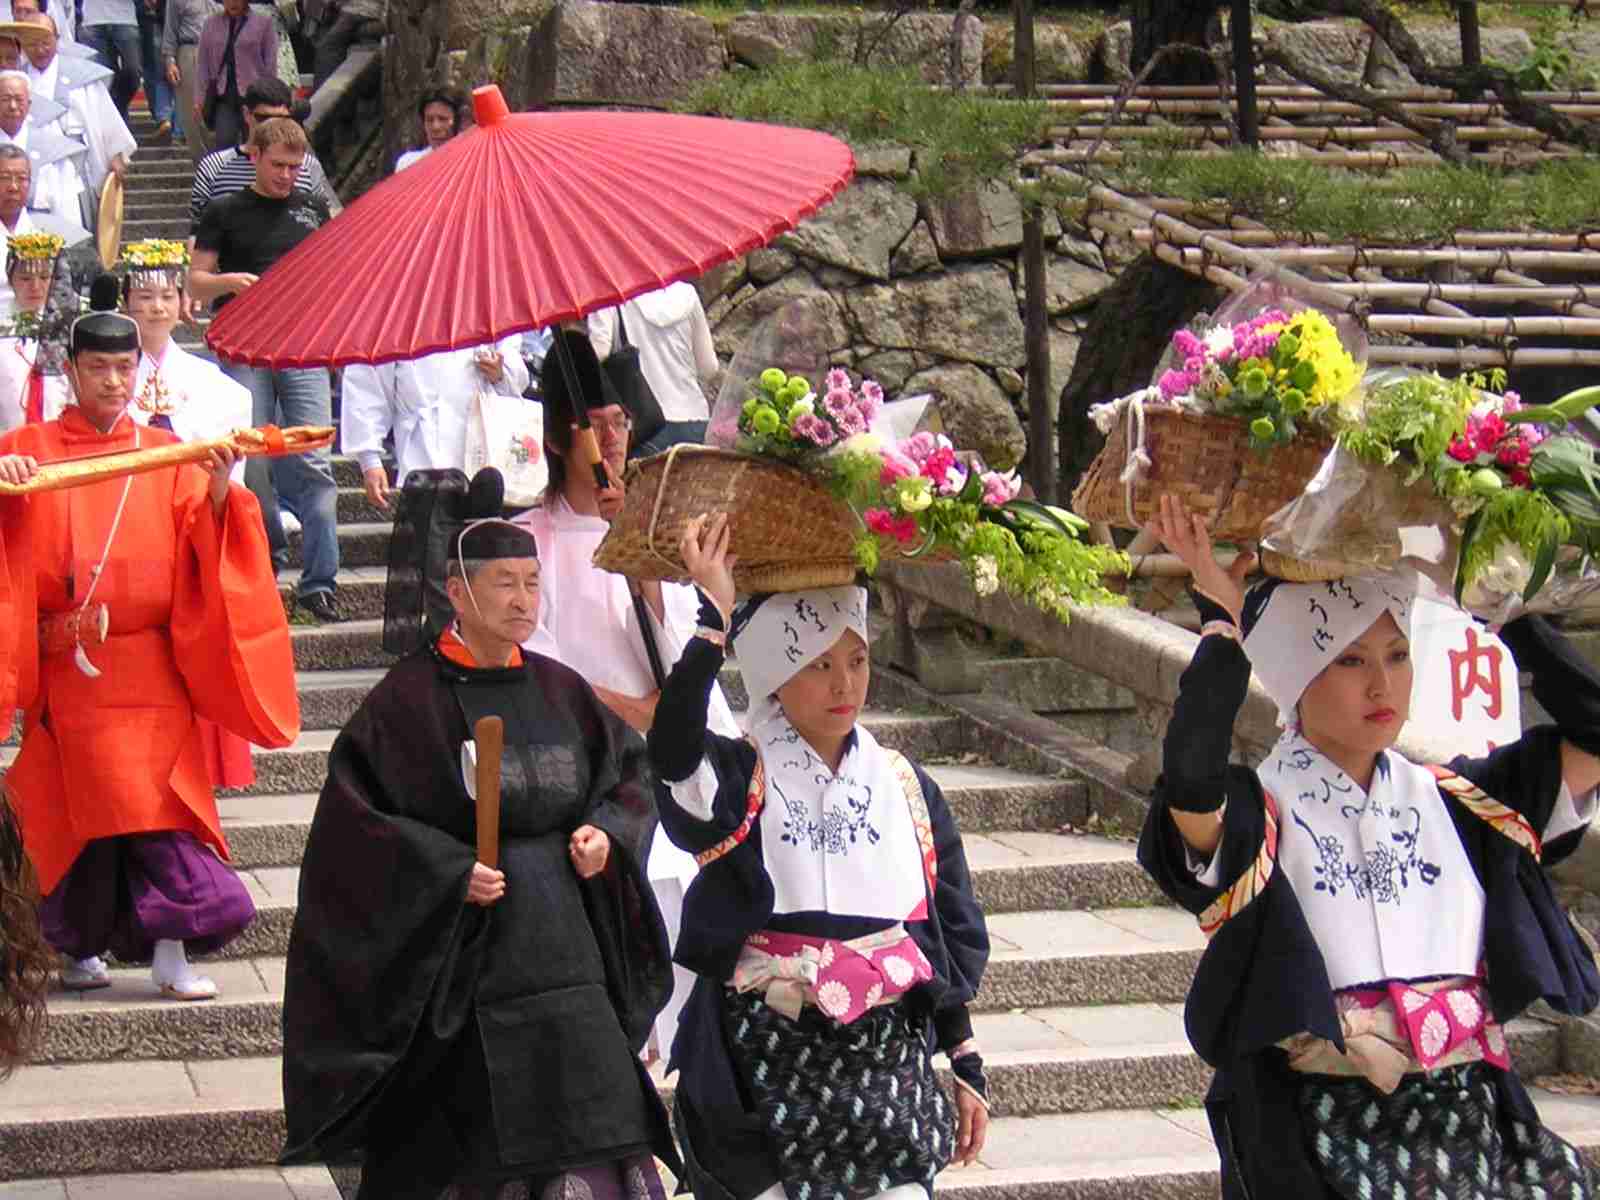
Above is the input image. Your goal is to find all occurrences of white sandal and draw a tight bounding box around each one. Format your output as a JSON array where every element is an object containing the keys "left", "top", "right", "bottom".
[
  {"left": 59, "top": 956, "right": 112, "bottom": 991},
  {"left": 155, "top": 974, "right": 218, "bottom": 1002}
]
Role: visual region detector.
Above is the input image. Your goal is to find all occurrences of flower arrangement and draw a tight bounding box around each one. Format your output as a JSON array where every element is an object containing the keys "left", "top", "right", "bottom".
[
  {"left": 1338, "top": 369, "right": 1600, "bottom": 604},
  {"left": 735, "top": 366, "right": 882, "bottom": 460},
  {"left": 118, "top": 239, "right": 189, "bottom": 271},
  {"left": 734, "top": 365, "right": 1127, "bottom": 621},
  {"left": 1157, "top": 307, "right": 1365, "bottom": 449}
]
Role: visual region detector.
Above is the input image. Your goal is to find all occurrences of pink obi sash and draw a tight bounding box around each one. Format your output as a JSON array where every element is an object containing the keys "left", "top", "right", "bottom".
[
  {"left": 1281, "top": 977, "right": 1510, "bottom": 1094},
  {"left": 731, "top": 926, "right": 935, "bottom": 1024}
]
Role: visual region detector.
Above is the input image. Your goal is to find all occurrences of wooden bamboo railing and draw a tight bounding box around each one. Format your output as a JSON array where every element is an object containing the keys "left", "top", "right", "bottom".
[{"left": 1046, "top": 122, "right": 1557, "bottom": 145}]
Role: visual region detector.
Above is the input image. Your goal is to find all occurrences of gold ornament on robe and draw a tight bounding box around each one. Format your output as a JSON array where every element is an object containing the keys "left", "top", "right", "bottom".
[{"left": 0, "top": 425, "right": 337, "bottom": 495}]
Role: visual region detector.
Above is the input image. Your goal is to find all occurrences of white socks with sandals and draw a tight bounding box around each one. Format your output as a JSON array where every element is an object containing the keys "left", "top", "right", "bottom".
[{"left": 151, "top": 939, "right": 217, "bottom": 1001}]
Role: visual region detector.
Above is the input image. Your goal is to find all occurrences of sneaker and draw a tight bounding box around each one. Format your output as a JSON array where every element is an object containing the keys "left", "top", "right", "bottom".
[
  {"left": 299, "top": 591, "right": 340, "bottom": 623},
  {"left": 154, "top": 118, "right": 172, "bottom": 142},
  {"left": 60, "top": 955, "right": 111, "bottom": 991},
  {"left": 279, "top": 510, "right": 302, "bottom": 536}
]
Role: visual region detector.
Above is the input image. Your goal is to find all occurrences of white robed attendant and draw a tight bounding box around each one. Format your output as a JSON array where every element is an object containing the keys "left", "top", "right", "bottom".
[
  {"left": 341, "top": 335, "right": 530, "bottom": 494},
  {"left": 25, "top": 46, "right": 133, "bottom": 203},
  {"left": 0, "top": 326, "right": 69, "bottom": 428},
  {"left": 128, "top": 339, "right": 251, "bottom": 481},
  {"left": 0, "top": 116, "right": 84, "bottom": 222}
]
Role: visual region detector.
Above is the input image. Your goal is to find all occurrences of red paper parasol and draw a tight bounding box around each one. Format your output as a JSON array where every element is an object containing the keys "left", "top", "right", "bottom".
[{"left": 205, "top": 86, "right": 855, "bottom": 368}]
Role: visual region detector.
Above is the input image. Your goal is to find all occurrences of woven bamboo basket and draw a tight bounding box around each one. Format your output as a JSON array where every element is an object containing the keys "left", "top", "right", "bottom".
[
  {"left": 1258, "top": 549, "right": 1348, "bottom": 582},
  {"left": 592, "top": 445, "right": 862, "bottom": 591},
  {"left": 1072, "top": 405, "right": 1333, "bottom": 542}
]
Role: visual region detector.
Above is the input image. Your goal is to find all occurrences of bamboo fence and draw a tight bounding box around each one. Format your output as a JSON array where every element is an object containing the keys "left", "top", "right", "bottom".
[{"left": 1030, "top": 80, "right": 1600, "bottom": 368}]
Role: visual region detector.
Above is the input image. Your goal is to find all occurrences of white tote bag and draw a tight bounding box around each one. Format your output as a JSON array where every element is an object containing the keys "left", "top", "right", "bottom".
[{"left": 465, "top": 392, "right": 548, "bottom": 507}]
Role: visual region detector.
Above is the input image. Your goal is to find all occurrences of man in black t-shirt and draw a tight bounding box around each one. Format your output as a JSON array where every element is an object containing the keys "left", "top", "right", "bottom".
[{"left": 192, "top": 116, "right": 342, "bottom": 622}]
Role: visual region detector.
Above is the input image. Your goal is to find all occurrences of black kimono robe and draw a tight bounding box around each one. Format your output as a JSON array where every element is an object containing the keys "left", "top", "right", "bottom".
[
  {"left": 1137, "top": 614, "right": 1600, "bottom": 1199},
  {"left": 280, "top": 641, "right": 679, "bottom": 1193},
  {"left": 646, "top": 634, "right": 991, "bottom": 1200}
]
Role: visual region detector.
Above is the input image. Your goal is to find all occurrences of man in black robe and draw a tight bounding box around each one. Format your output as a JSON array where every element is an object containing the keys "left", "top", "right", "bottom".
[{"left": 281, "top": 468, "right": 679, "bottom": 1200}]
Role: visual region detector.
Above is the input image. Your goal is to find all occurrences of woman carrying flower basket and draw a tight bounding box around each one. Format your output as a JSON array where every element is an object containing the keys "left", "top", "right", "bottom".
[
  {"left": 1141, "top": 493, "right": 1600, "bottom": 1200},
  {"left": 0, "top": 232, "right": 71, "bottom": 430},
  {"left": 646, "top": 512, "right": 991, "bottom": 1200}
]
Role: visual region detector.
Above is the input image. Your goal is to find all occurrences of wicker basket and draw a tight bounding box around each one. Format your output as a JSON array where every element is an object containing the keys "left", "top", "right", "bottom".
[
  {"left": 1072, "top": 404, "right": 1332, "bottom": 542},
  {"left": 1259, "top": 548, "right": 1348, "bottom": 582},
  {"left": 592, "top": 445, "right": 862, "bottom": 592}
]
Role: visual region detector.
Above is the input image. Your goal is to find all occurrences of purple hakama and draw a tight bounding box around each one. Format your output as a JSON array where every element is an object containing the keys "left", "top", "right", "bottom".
[{"left": 38, "top": 830, "right": 256, "bottom": 962}]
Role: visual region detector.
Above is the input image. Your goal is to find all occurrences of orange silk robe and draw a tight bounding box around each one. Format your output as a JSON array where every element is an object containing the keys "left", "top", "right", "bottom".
[{"left": 0, "top": 406, "right": 300, "bottom": 894}]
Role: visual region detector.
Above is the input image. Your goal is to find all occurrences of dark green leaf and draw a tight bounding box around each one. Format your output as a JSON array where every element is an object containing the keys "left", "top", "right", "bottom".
[
  {"left": 1001, "top": 499, "right": 1076, "bottom": 539},
  {"left": 1525, "top": 526, "right": 1560, "bottom": 601},
  {"left": 1456, "top": 508, "right": 1483, "bottom": 604}
]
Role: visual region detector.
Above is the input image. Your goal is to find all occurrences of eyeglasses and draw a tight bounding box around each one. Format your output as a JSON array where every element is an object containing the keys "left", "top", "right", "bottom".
[{"left": 581, "top": 414, "right": 632, "bottom": 437}]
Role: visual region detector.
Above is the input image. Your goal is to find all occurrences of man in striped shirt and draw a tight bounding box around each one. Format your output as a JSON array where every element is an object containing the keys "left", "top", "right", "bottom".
[{"left": 187, "top": 76, "right": 340, "bottom": 233}]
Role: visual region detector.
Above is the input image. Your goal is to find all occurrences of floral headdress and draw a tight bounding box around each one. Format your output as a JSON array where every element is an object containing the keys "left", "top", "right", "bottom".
[
  {"left": 6, "top": 232, "right": 62, "bottom": 279},
  {"left": 118, "top": 239, "right": 189, "bottom": 290}
]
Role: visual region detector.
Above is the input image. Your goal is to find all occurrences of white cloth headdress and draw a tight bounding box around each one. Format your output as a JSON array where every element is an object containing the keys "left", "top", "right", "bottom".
[
  {"left": 732, "top": 585, "right": 869, "bottom": 730},
  {"left": 1243, "top": 576, "right": 1414, "bottom": 725}
]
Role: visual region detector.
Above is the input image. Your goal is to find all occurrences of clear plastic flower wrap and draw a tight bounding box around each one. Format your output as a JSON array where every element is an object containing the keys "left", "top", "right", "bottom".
[
  {"left": 1259, "top": 366, "right": 1600, "bottom": 622},
  {"left": 706, "top": 298, "right": 833, "bottom": 450}
]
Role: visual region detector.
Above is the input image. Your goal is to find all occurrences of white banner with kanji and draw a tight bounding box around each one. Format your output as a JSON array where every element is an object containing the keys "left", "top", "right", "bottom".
[{"left": 1406, "top": 597, "right": 1522, "bottom": 761}]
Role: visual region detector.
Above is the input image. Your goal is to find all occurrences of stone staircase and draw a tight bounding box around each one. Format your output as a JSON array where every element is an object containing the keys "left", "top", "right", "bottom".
[
  {"left": 5, "top": 120, "right": 1600, "bottom": 1200},
  {"left": 121, "top": 105, "right": 210, "bottom": 355}
]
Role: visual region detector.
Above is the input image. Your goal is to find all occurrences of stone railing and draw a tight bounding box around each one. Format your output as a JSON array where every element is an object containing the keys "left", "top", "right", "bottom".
[
  {"left": 305, "top": 46, "right": 386, "bottom": 200},
  {"left": 877, "top": 560, "right": 1507, "bottom": 793},
  {"left": 876, "top": 561, "right": 1279, "bottom": 794}
]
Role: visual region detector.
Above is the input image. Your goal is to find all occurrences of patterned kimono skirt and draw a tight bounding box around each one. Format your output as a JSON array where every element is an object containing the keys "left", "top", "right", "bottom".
[
  {"left": 1299, "top": 1063, "right": 1596, "bottom": 1200},
  {"left": 722, "top": 990, "right": 955, "bottom": 1200}
]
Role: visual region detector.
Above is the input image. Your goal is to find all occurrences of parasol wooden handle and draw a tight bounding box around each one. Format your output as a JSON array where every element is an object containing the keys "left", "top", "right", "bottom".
[
  {"left": 473, "top": 716, "right": 503, "bottom": 870},
  {"left": 0, "top": 425, "right": 337, "bottom": 495}
]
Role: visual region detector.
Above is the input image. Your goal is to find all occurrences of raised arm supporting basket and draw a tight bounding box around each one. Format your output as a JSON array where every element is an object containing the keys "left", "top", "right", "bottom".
[{"left": 592, "top": 445, "right": 862, "bottom": 592}]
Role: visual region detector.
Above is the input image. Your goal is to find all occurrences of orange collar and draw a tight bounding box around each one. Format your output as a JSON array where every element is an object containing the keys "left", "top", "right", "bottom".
[{"left": 437, "top": 625, "right": 522, "bottom": 669}]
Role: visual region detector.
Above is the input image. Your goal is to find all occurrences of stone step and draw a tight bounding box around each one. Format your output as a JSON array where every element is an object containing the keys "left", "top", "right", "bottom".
[
  {"left": 122, "top": 217, "right": 192, "bottom": 241},
  {"left": 216, "top": 764, "right": 1090, "bottom": 870},
  {"left": 0, "top": 1167, "right": 340, "bottom": 1198},
  {"left": 286, "top": 522, "right": 390, "bottom": 569},
  {"left": 330, "top": 457, "right": 364, "bottom": 488},
  {"left": 37, "top": 936, "right": 1566, "bottom": 1093},
  {"left": 225, "top": 709, "right": 974, "bottom": 798},
  {"left": 278, "top": 568, "right": 387, "bottom": 622},
  {"left": 336, "top": 487, "right": 389, "bottom": 525},
  {"left": 124, "top": 171, "right": 196, "bottom": 194},
  {"left": 130, "top": 145, "right": 192, "bottom": 166},
  {"left": 3, "top": 1050, "right": 1594, "bottom": 1190},
  {"left": 286, "top": 619, "right": 393, "bottom": 671},
  {"left": 123, "top": 197, "right": 191, "bottom": 222}
]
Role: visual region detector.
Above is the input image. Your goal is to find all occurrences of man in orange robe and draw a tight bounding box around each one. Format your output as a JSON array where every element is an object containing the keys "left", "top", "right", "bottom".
[{"left": 0, "top": 296, "right": 299, "bottom": 1001}]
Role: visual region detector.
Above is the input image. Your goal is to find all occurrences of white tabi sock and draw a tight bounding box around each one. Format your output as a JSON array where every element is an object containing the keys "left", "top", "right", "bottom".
[
  {"left": 151, "top": 939, "right": 217, "bottom": 999},
  {"left": 151, "top": 939, "right": 189, "bottom": 984}
]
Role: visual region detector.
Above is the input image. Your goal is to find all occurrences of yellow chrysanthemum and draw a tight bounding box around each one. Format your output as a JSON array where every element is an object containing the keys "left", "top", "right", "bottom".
[
  {"left": 8, "top": 232, "right": 63, "bottom": 260},
  {"left": 118, "top": 238, "right": 190, "bottom": 271},
  {"left": 1285, "top": 309, "right": 1363, "bottom": 411}
]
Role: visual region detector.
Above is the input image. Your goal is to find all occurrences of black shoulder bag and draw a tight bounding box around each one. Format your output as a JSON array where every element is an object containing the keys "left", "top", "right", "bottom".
[{"left": 601, "top": 303, "right": 666, "bottom": 452}]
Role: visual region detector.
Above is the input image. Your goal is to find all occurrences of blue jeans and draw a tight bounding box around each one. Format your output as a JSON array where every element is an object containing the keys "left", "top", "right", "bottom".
[
  {"left": 82, "top": 25, "right": 143, "bottom": 117},
  {"left": 221, "top": 361, "right": 339, "bottom": 600},
  {"left": 134, "top": 3, "right": 175, "bottom": 124},
  {"left": 630, "top": 419, "right": 707, "bottom": 459}
]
